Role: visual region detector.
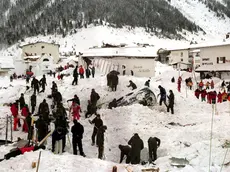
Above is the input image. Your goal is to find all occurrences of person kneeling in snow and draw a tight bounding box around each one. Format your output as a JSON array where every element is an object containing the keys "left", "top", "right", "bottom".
[
  {"left": 127, "top": 80, "right": 137, "bottom": 90},
  {"left": 118, "top": 145, "right": 131, "bottom": 163}
]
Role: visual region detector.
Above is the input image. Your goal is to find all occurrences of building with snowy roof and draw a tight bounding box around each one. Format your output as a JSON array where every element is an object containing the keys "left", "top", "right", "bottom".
[
  {"left": 80, "top": 46, "right": 158, "bottom": 77},
  {"left": 168, "top": 41, "right": 230, "bottom": 79},
  {"left": 20, "top": 41, "right": 60, "bottom": 63},
  {"left": 0, "top": 56, "right": 15, "bottom": 76}
]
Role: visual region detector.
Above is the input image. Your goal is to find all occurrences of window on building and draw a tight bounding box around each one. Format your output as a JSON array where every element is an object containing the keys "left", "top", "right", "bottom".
[
  {"left": 217, "top": 57, "right": 219, "bottom": 64},
  {"left": 220, "top": 57, "right": 226, "bottom": 63},
  {"left": 180, "top": 52, "right": 183, "bottom": 57},
  {"left": 34, "top": 53, "right": 37, "bottom": 55},
  {"left": 42, "top": 53, "right": 45, "bottom": 56},
  {"left": 49, "top": 53, "right": 51, "bottom": 56},
  {"left": 41, "top": 46, "right": 45, "bottom": 49},
  {"left": 43, "top": 58, "right": 49, "bottom": 62},
  {"left": 181, "top": 58, "right": 183, "bottom": 62}
]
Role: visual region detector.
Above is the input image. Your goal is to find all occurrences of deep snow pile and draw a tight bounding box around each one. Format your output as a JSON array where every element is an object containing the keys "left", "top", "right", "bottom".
[{"left": 0, "top": 63, "right": 230, "bottom": 171}]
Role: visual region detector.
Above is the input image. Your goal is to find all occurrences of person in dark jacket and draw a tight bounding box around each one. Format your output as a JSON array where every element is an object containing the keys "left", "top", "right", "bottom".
[
  {"left": 30, "top": 93, "right": 36, "bottom": 114},
  {"left": 158, "top": 85, "right": 167, "bottom": 107},
  {"left": 90, "top": 89, "right": 100, "bottom": 107},
  {"left": 119, "top": 145, "right": 131, "bottom": 163},
  {"left": 72, "top": 67, "right": 78, "bottom": 85},
  {"left": 145, "top": 80, "right": 150, "bottom": 87},
  {"left": 127, "top": 80, "right": 137, "bottom": 90},
  {"left": 54, "top": 116, "right": 69, "bottom": 152},
  {"left": 35, "top": 115, "right": 48, "bottom": 142},
  {"left": 128, "top": 133, "right": 144, "bottom": 164},
  {"left": 91, "top": 66, "right": 95, "bottom": 78},
  {"left": 53, "top": 90, "right": 62, "bottom": 105},
  {"left": 96, "top": 125, "right": 107, "bottom": 159},
  {"left": 31, "top": 77, "right": 40, "bottom": 94},
  {"left": 51, "top": 81, "right": 58, "bottom": 93},
  {"left": 38, "top": 99, "right": 49, "bottom": 116},
  {"left": 52, "top": 127, "right": 66, "bottom": 153},
  {"left": 19, "top": 93, "right": 25, "bottom": 110},
  {"left": 71, "top": 120, "right": 85, "bottom": 156},
  {"left": 39, "top": 75, "right": 47, "bottom": 93},
  {"left": 85, "top": 67, "right": 91, "bottom": 78},
  {"left": 148, "top": 137, "right": 161, "bottom": 163},
  {"left": 26, "top": 113, "right": 32, "bottom": 141},
  {"left": 108, "top": 99, "right": 117, "bottom": 109},
  {"left": 111, "top": 75, "right": 119, "bottom": 92},
  {"left": 85, "top": 100, "right": 95, "bottom": 118},
  {"left": 167, "top": 90, "right": 174, "bottom": 114},
  {"left": 89, "top": 114, "right": 103, "bottom": 146},
  {"left": 55, "top": 103, "right": 67, "bottom": 118},
  {"left": 67, "top": 95, "right": 80, "bottom": 105},
  {"left": 171, "top": 77, "right": 175, "bottom": 83}
]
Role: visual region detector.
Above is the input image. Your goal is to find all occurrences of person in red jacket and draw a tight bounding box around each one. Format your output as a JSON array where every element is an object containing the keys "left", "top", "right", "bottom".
[
  {"left": 209, "top": 91, "right": 217, "bottom": 104},
  {"left": 217, "top": 92, "right": 222, "bottom": 103},
  {"left": 201, "top": 89, "right": 207, "bottom": 102},
  {"left": 21, "top": 104, "right": 29, "bottom": 132},
  {"left": 10, "top": 101, "right": 19, "bottom": 131},
  {"left": 194, "top": 89, "right": 200, "bottom": 99},
  {"left": 70, "top": 102, "right": 81, "bottom": 120},
  {"left": 210, "top": 80, "right": 214, "bottom": 89},
  {"left": 79, "top": 65, "right": 84, "bottom": 79}
]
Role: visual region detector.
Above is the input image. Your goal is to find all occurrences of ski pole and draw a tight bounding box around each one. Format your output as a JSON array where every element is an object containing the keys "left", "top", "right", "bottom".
[
  {"left": 36, "top": 151, "right": 42, "bottom": 172},
  {"left": 10, "top": 116, "right": 13, "bottom": 142},
  {"left": 5, "top": 115, "right": 8, "bottom": 145}
]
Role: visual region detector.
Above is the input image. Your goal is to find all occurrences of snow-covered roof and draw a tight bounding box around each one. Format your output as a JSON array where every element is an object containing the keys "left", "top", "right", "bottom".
[
  {"left": 168, "top": 40, "right": 230, "bottom": 51},
  {"left": 19, "top": 41, "right": 60, "bottom": 48},
  {"left": 0, "top": 56, "right": 15, "bottom": 69},
  {"left": 196, "top": 64, "right": 230, "bottom": 72},
  {"left": 82, "top": 46, "right": 158, "bottom": 58}
]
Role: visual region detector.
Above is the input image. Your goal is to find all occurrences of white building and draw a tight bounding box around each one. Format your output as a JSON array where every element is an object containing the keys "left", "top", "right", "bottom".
[
  {"left": 24, "top": 54, "right": 54, "bottom": 76},
  {"left": 20, "top": 41, "right": 60, "bottom": 63},
  {"left": 0, "top": 56, "right": 15, "bottom": 76},
  {"left": 80, "top": 46, "right": 158, "bottom": 77}
]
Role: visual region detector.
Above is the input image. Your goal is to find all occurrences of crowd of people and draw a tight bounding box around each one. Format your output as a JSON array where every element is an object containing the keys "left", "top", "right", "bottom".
[
  {"left": 194, "top": 80, "right": 230, "bottom": 104},
  {"left": 6, "top": 64, "right": 169, "bottom": 165}
]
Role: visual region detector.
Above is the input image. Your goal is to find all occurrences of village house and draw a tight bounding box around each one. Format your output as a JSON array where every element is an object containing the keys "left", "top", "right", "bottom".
[
  {"left": 195, "top": 42, "right": 230, "bottom": 79},
  {"left": 17, "top": 41, "right": 60, "bottom": 75},
  {"left": 167, "top": 41, "right": 230, "bottom": 80},
  {"left": 80, "top": 46, "right": 158, "bottom": 77},
  {"left": 20, "top": 41, "right": 60, "bottom": 63},
  {"left": 0, "top": 56, "right": 15, "bottom": 76}
]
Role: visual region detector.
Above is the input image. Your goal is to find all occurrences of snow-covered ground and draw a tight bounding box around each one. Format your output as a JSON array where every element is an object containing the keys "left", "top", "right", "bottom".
[{"left": 0, "top": 62, "right": 230, "bottom": 171}]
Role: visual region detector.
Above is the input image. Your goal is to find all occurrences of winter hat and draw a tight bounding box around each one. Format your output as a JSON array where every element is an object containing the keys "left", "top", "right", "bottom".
[
  {"left": 158, "top": 85, "right": 161, "bottom": 88},
  {"left": 73, "top": 119, "right": 78, "bottom": 125},
  {"left": 103, "top": 125, "right": 107, "bottom": 130}
]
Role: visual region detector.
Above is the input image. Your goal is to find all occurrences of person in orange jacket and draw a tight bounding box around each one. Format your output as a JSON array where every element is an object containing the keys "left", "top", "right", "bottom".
[
  {"left": 217, "top": 92, "right": 222, "bottom": 103},
  {"left": 199, "top": 81, "right": 204, "bottom": 90},
  {"left": 222, "top": 90, "right": 228, "bottom": 102},
  {"left": 79, "top": 65, "right": 85, "bottom": 79}
]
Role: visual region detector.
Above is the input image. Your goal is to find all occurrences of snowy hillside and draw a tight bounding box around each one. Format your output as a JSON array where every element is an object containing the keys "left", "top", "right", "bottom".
[
  {"left": 0, "top": 25, "right": 190, "bottom": 58},
  {"left": 0, "top": 63, "right": 230, "bottom": 171},
  {"left": 171, "top": 0, "right": 230, "bottom": 40}
]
